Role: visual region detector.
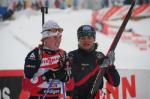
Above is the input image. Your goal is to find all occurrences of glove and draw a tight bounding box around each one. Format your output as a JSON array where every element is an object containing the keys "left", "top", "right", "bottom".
[
  {"left": 53, "top": 67, "right": 69, "bottom": 82},
  {"left": 58, "top": 54, "right": 68, "bottom": 68},
  {"left": 101, "top": 51, "right": 115, "bottom": 67},
  {"left": 42, "top": 70, "right": 55, "bottom": 81},
  {"left": 54, "top": 54, "right": 69, "bottom": 82},
  {"left": 107, "top": 51, "right": 115, "bottom": 65},
  {"left": 42, "top": 68, "right": 69, "bottom": 82}
]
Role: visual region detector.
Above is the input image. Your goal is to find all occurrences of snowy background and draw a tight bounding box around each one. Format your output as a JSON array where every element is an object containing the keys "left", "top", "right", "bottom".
[{"left": 0, "top": 8, "right": 150, "bottom": 70}]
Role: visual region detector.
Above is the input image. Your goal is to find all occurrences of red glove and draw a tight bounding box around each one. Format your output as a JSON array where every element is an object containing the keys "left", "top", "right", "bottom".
[{"left": 65, "top": 78, "right": 75, "bottom": 91}]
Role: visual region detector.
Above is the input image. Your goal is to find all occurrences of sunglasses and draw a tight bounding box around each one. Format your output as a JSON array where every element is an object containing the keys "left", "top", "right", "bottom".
[{"left": 46, "top": 28, "right": 63, "bottom": 33}]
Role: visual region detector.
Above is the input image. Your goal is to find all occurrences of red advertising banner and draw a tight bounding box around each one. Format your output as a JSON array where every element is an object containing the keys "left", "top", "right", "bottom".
[
  {"left": 92, "top": 4, "right": 150, "bottom": 21},
  {"left": 91, "top": 4, "right": 150, "bottom": 51}
]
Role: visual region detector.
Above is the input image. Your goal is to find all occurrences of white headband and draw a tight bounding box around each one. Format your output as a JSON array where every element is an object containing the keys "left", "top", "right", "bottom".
[{"left": 42, "top": 31, "right": 62, "bottom": 39}]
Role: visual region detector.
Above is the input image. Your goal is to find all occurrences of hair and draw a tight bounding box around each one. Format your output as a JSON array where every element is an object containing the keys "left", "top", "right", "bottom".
[{"left": 77, "top": 25, "right": 96, "bottom": 40}]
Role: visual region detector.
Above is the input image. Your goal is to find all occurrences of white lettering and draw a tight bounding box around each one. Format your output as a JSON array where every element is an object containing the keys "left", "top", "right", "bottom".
[
  {"left": 0, "top": 87, "right": 10, "bottom": 99},
  {"left": 0, "top": 89, "right": 1, "bottom": 99},
  {"left": 41, "top": 55, "right": 60, "bottom": 66},
  {"left": 3, "top": 87, "right": 10, "bottom": 99}
]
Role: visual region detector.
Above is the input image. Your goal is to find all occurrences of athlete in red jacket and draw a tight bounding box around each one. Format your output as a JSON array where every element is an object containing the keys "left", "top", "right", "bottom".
[{"left": 23, "top": 20, "right": 69, "bottom": 99}]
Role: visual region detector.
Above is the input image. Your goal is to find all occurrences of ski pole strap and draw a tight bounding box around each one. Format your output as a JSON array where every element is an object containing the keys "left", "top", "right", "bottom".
[
  {"left": 42, "top": 79, "right": 53, "bottom": 99},
  {"left": 62, "top": 82, "right": 66, "bottom": 99}
]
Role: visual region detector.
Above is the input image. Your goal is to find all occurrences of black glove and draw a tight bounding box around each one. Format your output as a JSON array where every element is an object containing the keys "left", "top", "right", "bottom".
[
  {"left": 42, "top": 70, "right": 55, "bottom": 82},
  {"left": 107, "top": 51, "right": 115, "bottom": 65},
  {"left": 101, "top": 51, "right": 115, "bottom": 67},
  {"left": 53, "top": 67, "right": 69, "bottom": 82},
  {"left": 55, "top": 53, "right": 70, "bottom": 82}
]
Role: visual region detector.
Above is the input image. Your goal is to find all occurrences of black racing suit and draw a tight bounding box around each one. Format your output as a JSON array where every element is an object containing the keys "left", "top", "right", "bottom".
[{"left": 67, "top": 46, "right": 120, "bottom": 99}]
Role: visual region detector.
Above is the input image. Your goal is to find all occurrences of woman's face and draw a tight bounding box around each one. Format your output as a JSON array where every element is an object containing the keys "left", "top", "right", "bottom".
[{"left": 44, "top": 35, "right": 62, "bottom": 50}]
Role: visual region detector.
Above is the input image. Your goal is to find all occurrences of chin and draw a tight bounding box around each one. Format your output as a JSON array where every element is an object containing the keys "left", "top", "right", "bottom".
[
  {"left": 83, "top": 47, "right": 91, "bottom": 50},
  {"left": 54, "top": 47, "right": 59, "bottom": 50}
]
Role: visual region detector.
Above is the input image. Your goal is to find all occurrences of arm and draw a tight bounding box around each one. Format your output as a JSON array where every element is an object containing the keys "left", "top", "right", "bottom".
[
  {"left": 101, "top": 51, "right": 120, "bottom": 87},
  {"left": 23, "top": 48, "right": 41, "bottom": 91},
  {"left": 97, "top": 51, "right": 120, "bottom": 87},
  {"left": 104, "top": 65, "right": 120, "bottom": 87},
  {"left": 24, "top": 48, "right": 40, "bottom": 79}
]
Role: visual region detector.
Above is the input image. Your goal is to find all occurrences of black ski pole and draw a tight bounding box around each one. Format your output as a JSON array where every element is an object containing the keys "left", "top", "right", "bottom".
[
  {"left": 40, "top": 6, "right": 49, "bottom": 99},
  {"left": 90, "top": 0, "right": 136, "bottom": 98},
  {"left": 41, "top": 6, "right": 48, "bottom": 26}
]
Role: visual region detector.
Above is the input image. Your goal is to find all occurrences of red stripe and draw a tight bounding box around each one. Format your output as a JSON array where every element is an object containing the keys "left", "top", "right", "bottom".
[
  {"left": 102, "top": 6, "right": 122, "bottom": 20},
  {"left": 75, "top": 66, "right": 100, "bottom": 86},
  {"left": 41, "top": 64, "right": 59, "bottom": 69},
  {"left": 107, "top": 71, "right": 113, "bottom": 85},
  {"left": 132, "top": 4, "right": 149, "bottom": 16},
  {"left": 0, "top": 70, "right": 24, "bottom": 77}
]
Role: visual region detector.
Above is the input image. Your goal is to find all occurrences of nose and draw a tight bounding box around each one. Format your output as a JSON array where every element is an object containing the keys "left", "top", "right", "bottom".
[
  {"left": 83, "top": 37, "right": 90, "bottom": 41},
  {"left": 54, "top": 35, "right": 62, "bottom": 40}
]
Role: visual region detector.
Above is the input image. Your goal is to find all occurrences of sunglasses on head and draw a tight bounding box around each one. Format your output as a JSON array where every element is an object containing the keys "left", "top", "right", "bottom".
[{"left": 46, "top": 28, "right": 63, "bottom": 33}]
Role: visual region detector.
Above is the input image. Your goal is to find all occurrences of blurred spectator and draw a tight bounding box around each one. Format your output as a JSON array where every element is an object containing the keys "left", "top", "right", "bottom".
[
  {"left": 45, "top": 0, "right": 49, "bottom": 8},
  {"left": 49, "top": 0, "right": 55, "bottom": 8},
  {"left": 99, "top": 0, "right": 109, "bottom": 8},
  {"left": 123, "top": 0, "right": 132, "bottom": 5},
  {"left": 136, "top": 0, "right": 150, "bottom": 5},
  {"left": 55, "top": 0, "right": 61, "bottom": 8},
  {"left": 73, "top": 0, "right": 78, "bottom": 10},
  {"left": 92, "top": 0, "right": 101, "bottom": 10},
  {"left": 0, "top": 3, "right": 15, "bottom": 21},
  {"left": 66, "top": 0, "right": 72, "bottom": 8},
  {"left": 16, "top": 0, "right": 24, "bottom": 11},
  {"left": 60, "top": 0, "right": 67, "bottom": 9}
]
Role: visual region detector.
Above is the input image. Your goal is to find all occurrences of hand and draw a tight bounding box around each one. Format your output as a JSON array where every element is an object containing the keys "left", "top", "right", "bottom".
[
  {"left": 101, "top": 51, "right": 115, "bottom": 67},
  {"left": 58, "top": 54, "right": 68, "bottom": 68},
  {"left": 42, "top": 70, "right": 54, "bottom": 81},
  {"left": 107, "top": 51, "right": 115, "bottom": 65},
  {"left": 54, "top": 67, "right": 69, "bottom": 82}
]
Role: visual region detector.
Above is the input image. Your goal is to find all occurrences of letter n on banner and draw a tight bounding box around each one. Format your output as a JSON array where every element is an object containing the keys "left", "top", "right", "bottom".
[
  {"left": 122, "top": 75, "right": 136, "bottom": 99},
  {"left": 106, "top": 82, "right": 119, "bottom": 99}
]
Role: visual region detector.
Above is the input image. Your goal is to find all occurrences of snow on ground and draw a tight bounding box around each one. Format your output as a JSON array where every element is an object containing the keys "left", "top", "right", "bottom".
[{"left": 0, "top": 8, "right": 150, "bottom": 70}]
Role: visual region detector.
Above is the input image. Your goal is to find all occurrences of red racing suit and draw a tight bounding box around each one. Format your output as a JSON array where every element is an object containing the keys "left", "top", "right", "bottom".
[{"left": 23, "top": 45, "right": 69, "bottom": 98}]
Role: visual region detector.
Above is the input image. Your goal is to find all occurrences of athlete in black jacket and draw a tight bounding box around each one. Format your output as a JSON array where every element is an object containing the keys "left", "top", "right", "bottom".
[{"left": 66, "top": 25, "right": 120, "bottom": 99}]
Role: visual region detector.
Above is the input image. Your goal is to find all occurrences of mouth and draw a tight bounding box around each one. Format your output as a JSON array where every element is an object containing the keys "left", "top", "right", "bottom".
[
  {"left": 54, "top": 43, "right": 60, "bottom": 48},
  {"left": 83, "top": 43, "right": 90, "bottom": 47},
  {"left": 82, "top": 44, "right": 92, "bottom": 49}
]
